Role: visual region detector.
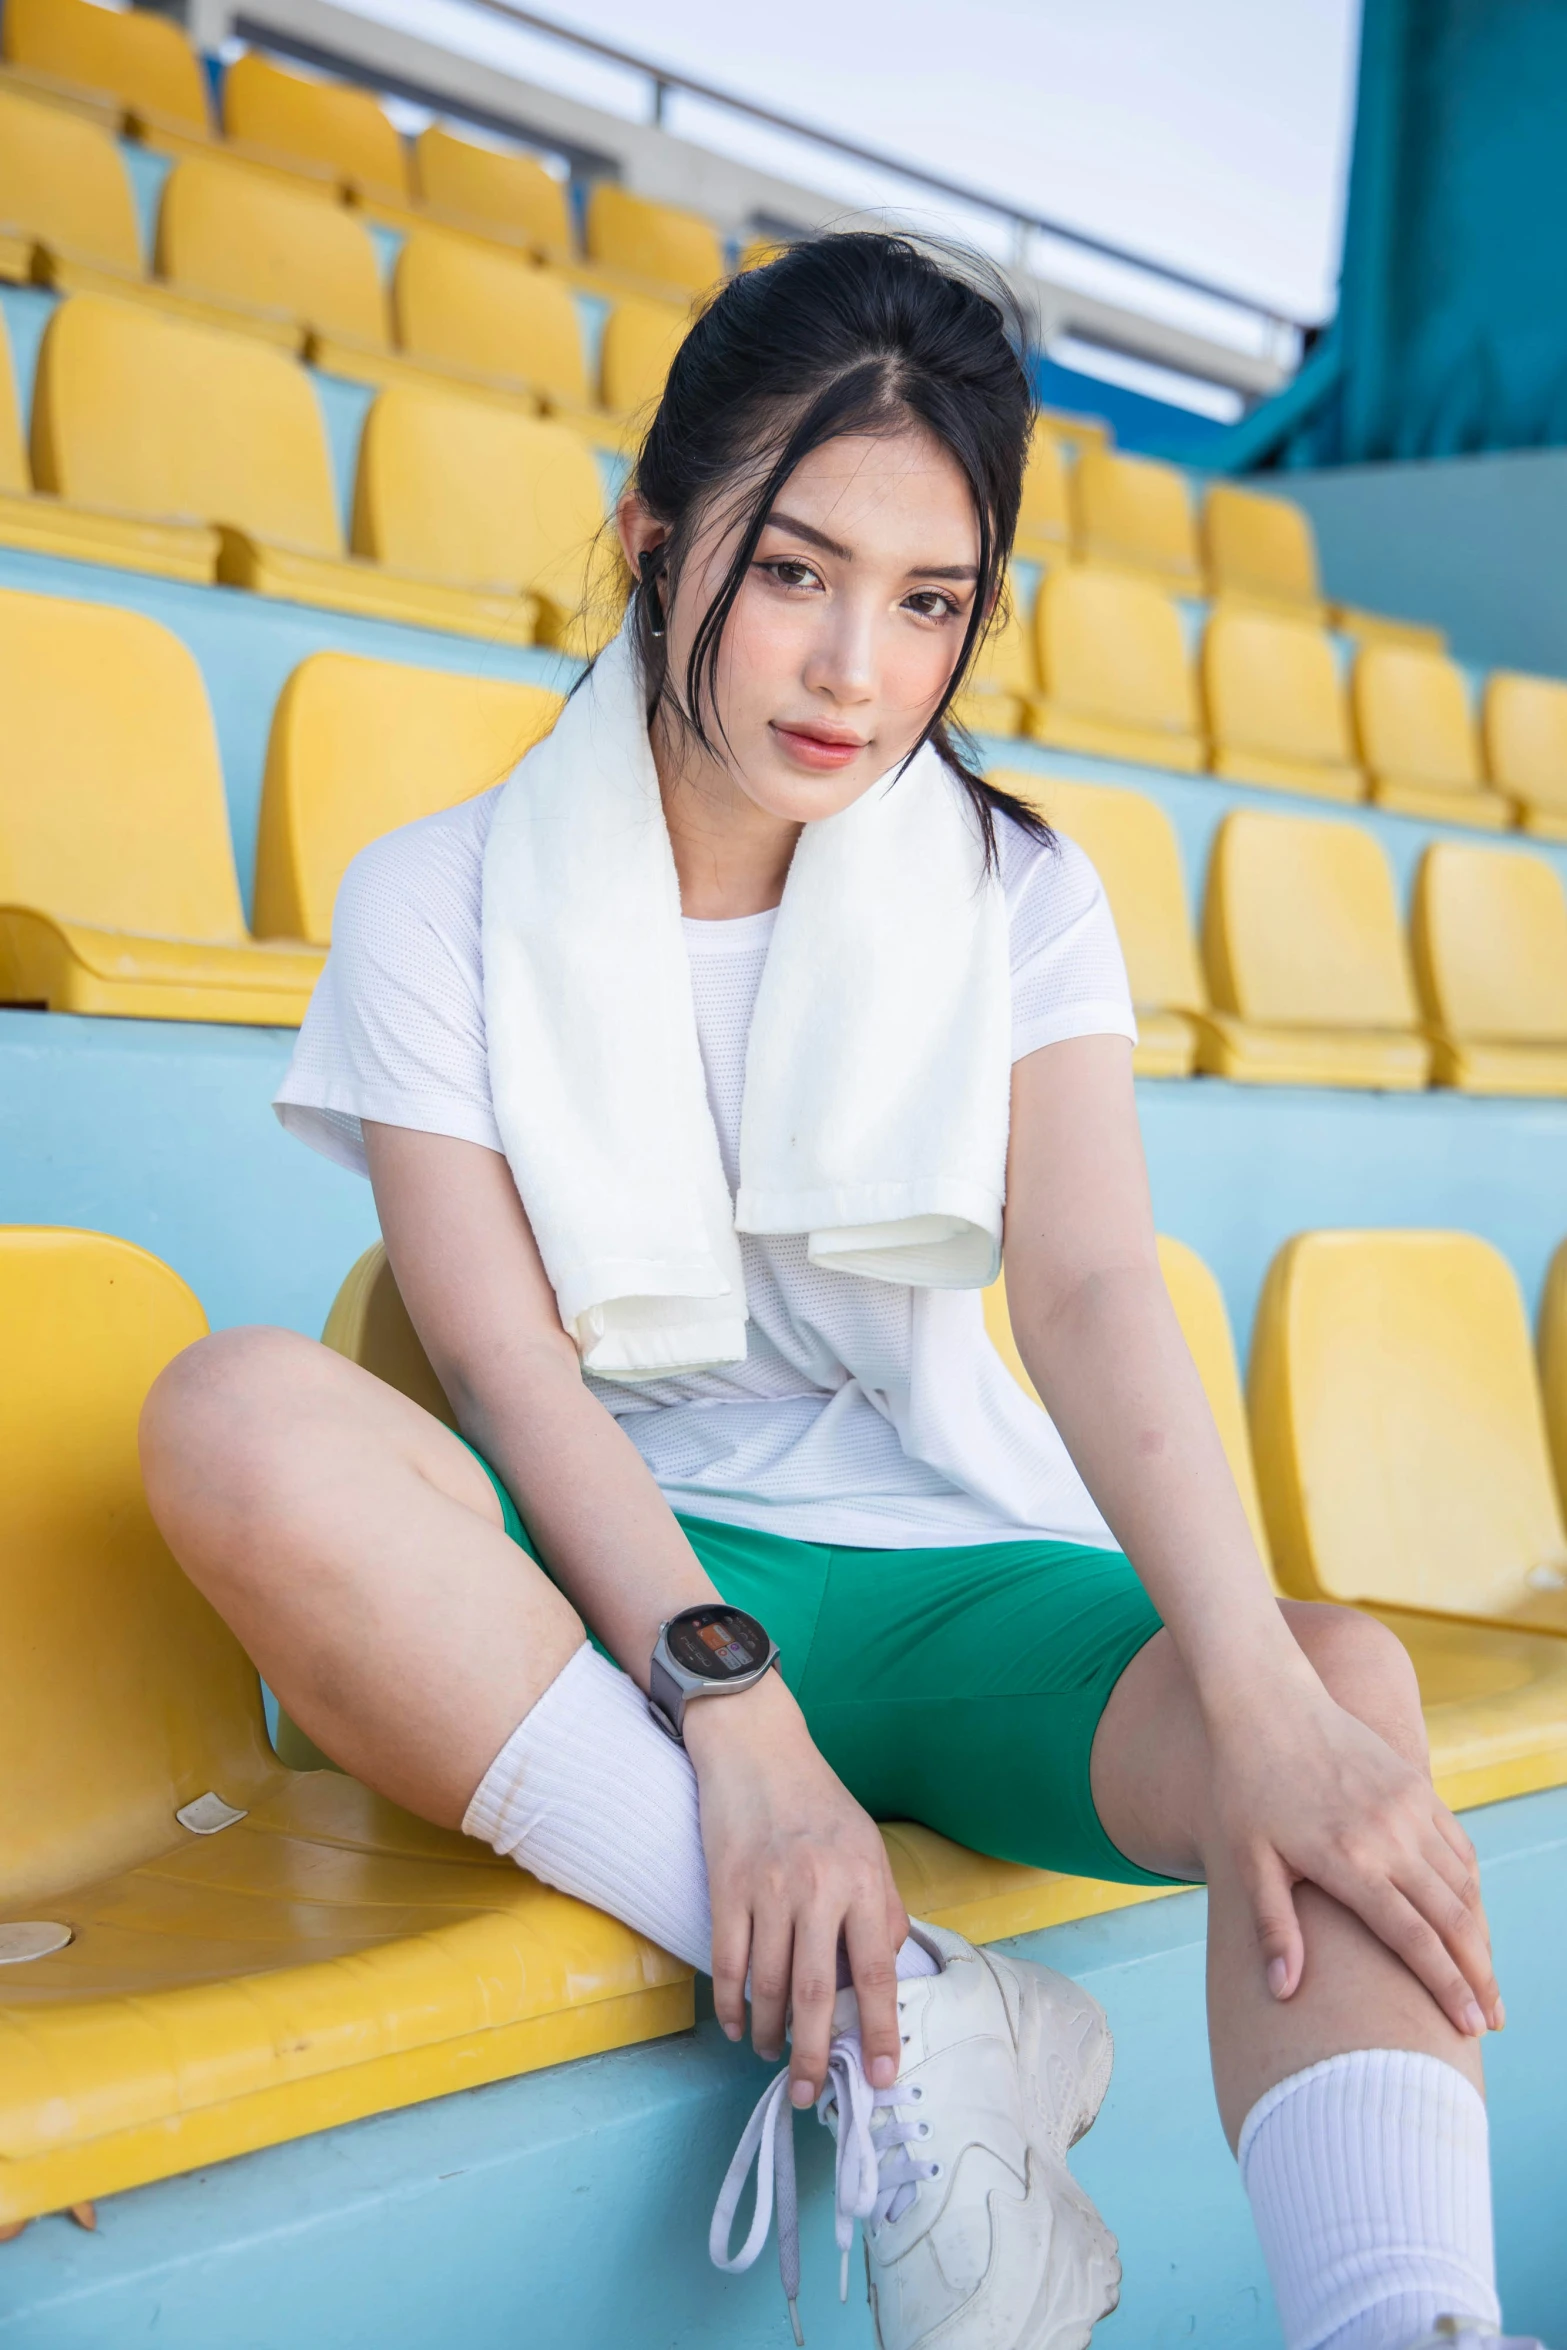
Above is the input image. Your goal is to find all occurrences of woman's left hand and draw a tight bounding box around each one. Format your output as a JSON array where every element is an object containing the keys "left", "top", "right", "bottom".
[{"left": 1204, "top": 1677, "right": 1501, "bottom": 2036}]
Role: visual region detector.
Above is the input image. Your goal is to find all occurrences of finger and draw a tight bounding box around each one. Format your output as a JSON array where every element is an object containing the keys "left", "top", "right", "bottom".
[
  {"left": 786, "top": 1909, "right": 843, "bottom": 2108},
  {"left": 1420, "top": 1822, "right": 1491, "bottom": 1947},
  {"left": 1393, "top": 1859, "right": 1501, "bottom": 2032},
  {"left": 1243, "top": 1845, "right": 1304, "bottom": 2000},
  {"left": 709, "top": 1904, "right": 754, "bottom": 2044},
  {"left": 844, "top": 1896, "right": 902, "bottom": 2092},
  {"left": 1333, "top": 1874, "right": 1492, "bottom": 2037},
  {"left": 747, "top": 1912, "right": 795, "bottom": 2066}
]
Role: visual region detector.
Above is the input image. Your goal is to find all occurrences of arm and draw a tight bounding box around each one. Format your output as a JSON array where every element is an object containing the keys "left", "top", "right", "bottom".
[
  {"left": 1003, "top": 1037, "right": 1498, "bottom": 2031},
  {"left": 365, "top": 1121, "right": 907, "bottom": 2096}
]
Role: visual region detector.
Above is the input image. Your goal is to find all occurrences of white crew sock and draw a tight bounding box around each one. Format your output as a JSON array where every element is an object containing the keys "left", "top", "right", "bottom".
[
  {"left": 1238, "top": 2050, "right": 1500, "bottom": 2350},
  {"left": 464, "top": 1641, "right": 938, "bottom": 1982}
]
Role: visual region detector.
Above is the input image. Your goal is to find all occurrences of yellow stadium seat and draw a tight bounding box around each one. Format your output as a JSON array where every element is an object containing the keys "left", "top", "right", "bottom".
[
  {"left": 1196, "top": 810, "right": 1430, "bottom": 1088},
  {"left": 31, "top": 295, "right": 528, "bottom": 636},
  {"left": 155, "top": 155, "right": 384, "bottom": 356},
  {"left": 1353, "top": 642, "right": 1514, "bottom": 827},
  {"left": 1484, "top": 670, "right": 1567, "bottom": 842},
  {"left": 1071, "top": 446, "right": 1202, "bottom": 592},
  {"left": 326, "top": 1241, "right": 1171, "bottom": 1942},
  {"left": 1410, "top": 841, "right": 1567, "bottom": 1094},
  {"left": 221, "top": 51, "right": 408, "bottom": 208},
  {"left": 599, "top": 292, "right": 690, "bottom": 418},
  {"left": 352, "top": 385, "right": 613, "bottom": 652},
  {"left": 253, "top": 654, "right": 562, "bottom": 945},
  {"left": 585, "top": 183, "right": 723, "bottom": 297},
  {"left": 0, "top": 589, "right": 321, "bottom": 1023},
  {"left": 950, "top": 572, "right": 1036, "bottom": 738},
  {"left": 413, "top": 126, "right": 573, "bottom": 258},
  {"left": 0, "top": 1226, "right": 693, "bottom": 2230},
  {"left": 989, "top": 1241, "right": 1567, "bottom": 1809},
  {"left": 1538, "top": 1238, "right": 1567, "bottom": 1525},
  {"left": 1251, "top": 1232, "right": 1567, "bottom": 1658},
  {"left": 1, "top": 0, "right": 211, "bottom": 142},
  {"left": 1028, "top": 566, "right": 1205, "bottom": 772},
  {"left": 1037, "top": 406, "right": 1109, "bottom": 458},
  {"left": 1202, "top": 482, "right": 1323, "bottom": 618},
  {"left": 0, "top": 82, "right": 142, "bottom": 291},
  {"left": 1014, "top": 427, "right": 1071, "bottom": 566},
  {"left": 1202, "top": 605, "right": 1363, "bottom": 802},
  {"left": 392, "top": 229, "right": 586, "bottom": 412},
  {"left": 995, "top": 775, "right": 1205, "bottom": 1077}
]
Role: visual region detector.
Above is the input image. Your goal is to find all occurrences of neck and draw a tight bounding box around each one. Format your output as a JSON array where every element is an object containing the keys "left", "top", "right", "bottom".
[{"left": 651, "top": 706, "right": 801, "bottom": 920}]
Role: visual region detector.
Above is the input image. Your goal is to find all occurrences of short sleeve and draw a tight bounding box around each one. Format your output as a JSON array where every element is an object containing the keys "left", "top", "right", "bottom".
[
  {"left": 1000, "top": 820, "right": 1139, "bottom": 1062},
  {"left": 273, "top": 794, "right": 504, "bottom": 1177}
]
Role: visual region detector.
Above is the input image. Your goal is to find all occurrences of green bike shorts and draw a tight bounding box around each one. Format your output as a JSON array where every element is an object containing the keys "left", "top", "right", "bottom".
[{"left": 463, "top": 1442, "right": 1181, "bottom": 1891}]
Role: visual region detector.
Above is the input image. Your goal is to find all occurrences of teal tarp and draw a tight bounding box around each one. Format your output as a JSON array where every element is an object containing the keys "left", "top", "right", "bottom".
[{"left": 1217, "top": 0, "right": 1567, "bottom": 472}]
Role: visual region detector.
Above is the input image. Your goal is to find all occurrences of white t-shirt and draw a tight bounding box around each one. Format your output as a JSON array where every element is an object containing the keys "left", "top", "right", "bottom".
[{"left": 276, "top": 788, "right": 1139, "bottom": 1549}]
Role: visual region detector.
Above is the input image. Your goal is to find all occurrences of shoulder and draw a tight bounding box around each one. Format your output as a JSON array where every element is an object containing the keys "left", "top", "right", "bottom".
[
  {"left": 993, "top": 805, "right": 1108, "bottom": 934},
  {"left": 335, "top": 787, "right": 498, "bottom": 935}
]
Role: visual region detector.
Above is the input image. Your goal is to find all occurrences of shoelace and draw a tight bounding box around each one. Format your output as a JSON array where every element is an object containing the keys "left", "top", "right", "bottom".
[{"left": 709, "top": 2026, "right": 939, "bottom": 2345}]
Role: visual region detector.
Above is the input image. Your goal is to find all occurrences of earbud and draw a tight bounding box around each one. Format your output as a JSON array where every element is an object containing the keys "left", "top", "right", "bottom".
[{"left": 638, "top": 546, "right": 667, "bottom": 639}]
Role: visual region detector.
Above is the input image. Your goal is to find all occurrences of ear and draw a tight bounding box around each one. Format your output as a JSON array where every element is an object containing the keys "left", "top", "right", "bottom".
[{"left": 616, "top": 490, "right": 668, "bottom": 578}]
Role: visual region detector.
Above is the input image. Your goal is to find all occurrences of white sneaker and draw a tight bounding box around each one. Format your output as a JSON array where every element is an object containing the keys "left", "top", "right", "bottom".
[
  {"left": 1404, "top": 2325, "right": 1547, "bottom": 2350},
  {"left": 710, "top": 1921, "right": 1120, "bottom": 2350}
]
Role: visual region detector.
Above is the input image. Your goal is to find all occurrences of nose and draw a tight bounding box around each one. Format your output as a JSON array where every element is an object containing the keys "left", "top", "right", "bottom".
[{"left": 801, "top": 594, "right": 877, "bottom": 707}]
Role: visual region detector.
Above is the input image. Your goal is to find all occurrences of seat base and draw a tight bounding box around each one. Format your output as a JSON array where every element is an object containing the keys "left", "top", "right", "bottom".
[
  {"left": 0, "top": 910, "right": 323, "bottom": 1025},
  {"left": 1193, "top": 1012, "right": 1431, "bottom": 1089},
  {"left": 215, "top": 531, "right": 539, "bottom": 644},
  {"left": 32, "top": 254, "right": 302, "bottom": 353},
  {"left": 1427, "top": 1033, "right": 1567, "bottom": 1096},
  {"left": 306, "top": 333, "right": 540, "bottom": 416},
  {"left": 1211, "top": 746, "right": 1364, "bottom": 803},
  {"left": 1131, "top": 1007, "right": 1198, "bottom": 1078},
  {"left": 950, "top": 687, "right": 1024, "bottom": 739},
  {"left": 1371, "top": 777, "right": 1515, "bottom": 828},
  {"left": 0, "top": 60, "right": 119, "bottom": 131},
  {"left": 1375, "top": 1607, "right": 1567, "bottom": 1810},
  {"left": 1518, "top": 804, "right": 1567, "bottom": 843},
  {"left": 1331, "top": 604, "right": 1447, "bottom": 652},
  {"left": 1075, "top": 551, "right": 1205, "bottom": 597},
  {"left": 0, "top": 489, "right": 217, "bottom": 581},
  {"left": 1028, "top": 700, "right": 1205, "bottom": 773},
  {"left": 1209, "top": 586, "right": 1329, "bottom": 627}
]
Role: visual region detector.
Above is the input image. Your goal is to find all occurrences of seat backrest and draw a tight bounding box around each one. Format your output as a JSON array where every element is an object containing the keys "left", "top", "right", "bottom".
[
  {"left": 586, "top": 183, "right": 724, "bottom": 294},
  {"left": 1203, "top": 809, "right": 1418, "bottom": 1031},
  {"left": 157, "top": 154, "right": 385, "bottom": 345},
  {"left": 1484, "top": 670, "right": 1567, "bottom": 816},
  {"left": 981, "top": 1238, "right": 1271, "bottom": 1566},
  {"left": 31, "top": 294, "right": 342, "bottom": 556},
  {"left": 1410, "top": 841, "right": 1567, "bottom": 1045},
  {"left": 2, "top": 0, "right": 210, "bottom": 131},
  {"left": 1202, "top": 605, "right": 1355, "bottom": 767},
  {"left": 1072, "top": 446, "right": 1201, "bottom": 583},
  {"left": 253, "top": 652, "right": 563, "bottom": 943},
  {"left": 0, "top": 306, "right": 26, "bottom": 494},
  {"left": 392, "top": 231, "right": 589, "bottom": 405},
  {"left": 413, "top": 127, "right": 573, "bottom": 254},
  {"left": 967, "top": 573, "right": 1037, "bottom": 698},
  {"left": 0, "top": 1227, "right": 278, "bottom": 1905},
  {"left": 352, "top": 384, "right": 606, "bottom": 612},
  {"left": 1353, "top": 641, "right": 1481, "bottom": 789},
  {"left": 1015, "top": 775, "right": 1206, "bottom": 1015},
  {"left": 1035, "top": 565, "right": 1199, "bottom": 738},
  {"left": 1538, "top": 1237, "right": 1567, "bottom": 1524},
  {"left": 0, "top": 586, "right": 249, "bottom": 942},
  {"left": 599, "top": 293, "right": 689, "bottom": 414},
  {"left": 0, "top": 83, "right": 142, "bottom": 275},
  {"left": 323, "top": 1242, "right": 456, "bottom": 1422},
  {"left": 222, "top": 51, "right": 408, "bottom": 203},
  {"left": 1249, "top": 1229, "right": 1567, "bottom": 1616},
  {"left": 1016, "top": 427, "right": 1070, "bottom": 553},
  {"left": 1202, "top": 483, "right": 1320, "bottom": 606}
]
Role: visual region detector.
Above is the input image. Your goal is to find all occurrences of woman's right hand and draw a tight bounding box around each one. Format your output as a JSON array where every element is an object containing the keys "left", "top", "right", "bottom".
[{"left": 685, "top": 1670, "right": 910, "bottom": 2107}]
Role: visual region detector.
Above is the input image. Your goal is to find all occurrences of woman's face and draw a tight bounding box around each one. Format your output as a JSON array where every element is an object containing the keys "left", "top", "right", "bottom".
[{"left": 622, "top": 421, "right": 983, "bottom": 825}]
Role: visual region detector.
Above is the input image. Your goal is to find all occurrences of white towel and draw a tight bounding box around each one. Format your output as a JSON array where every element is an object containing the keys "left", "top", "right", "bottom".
[{"left": 481, "top": 627, "right": 1012, "bottom": 1379}]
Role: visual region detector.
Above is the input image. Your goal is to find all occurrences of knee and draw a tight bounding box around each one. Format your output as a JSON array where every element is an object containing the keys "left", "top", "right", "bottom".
[
  {"left": 140, "top": 1324, "right": 331, "bottom": 1536},
  {"left": 1281, "top": 1598, "right": 1426, "bottom": 1757}
]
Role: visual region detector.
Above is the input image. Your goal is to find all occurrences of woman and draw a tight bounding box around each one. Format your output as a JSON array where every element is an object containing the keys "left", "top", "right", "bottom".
[{"left": 142, "top": 235, "right": 1514, "bottom": 2350}]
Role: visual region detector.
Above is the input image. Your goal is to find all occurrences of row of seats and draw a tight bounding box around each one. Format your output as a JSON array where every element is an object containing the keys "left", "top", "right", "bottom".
[
  {"left": 0, "top": 294, "right": 619, "bottom": 644},
  {"left": 0, "top": 82, "right": 690, "bottom": 440},
  {"left": 964, "top": 562, "right": 1567, "bottom": 838},
  {"left": 3, "top": 578, "right": 1565, "bottom": 1093},
  {"left": 1, "top": 0, "right": 727, "bottom": 304},
  {"left": 1004, "top": 770, "right": 1567, "bottom": 1093},
  {"left": 6, "top": 1212, "right": 1566, "bottom": 2226}
]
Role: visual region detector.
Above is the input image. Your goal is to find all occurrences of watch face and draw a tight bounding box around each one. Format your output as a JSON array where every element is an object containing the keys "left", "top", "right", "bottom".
[{"left": 666, "top": 1605, "right": 771, "bottom": 1682}]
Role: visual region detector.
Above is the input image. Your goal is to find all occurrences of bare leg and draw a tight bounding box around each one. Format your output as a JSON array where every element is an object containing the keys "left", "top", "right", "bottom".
[
  {"left": 1089, "top": 1600, "right": 1486, "bottom": 2148},
  {"left": 139, "top": 1326, "right": 584, "bottom": 1827}
]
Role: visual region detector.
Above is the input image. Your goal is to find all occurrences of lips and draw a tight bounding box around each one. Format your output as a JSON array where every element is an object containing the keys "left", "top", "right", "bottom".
[{"left": 771, "top": 722, "right": 868, "bottom": 772}]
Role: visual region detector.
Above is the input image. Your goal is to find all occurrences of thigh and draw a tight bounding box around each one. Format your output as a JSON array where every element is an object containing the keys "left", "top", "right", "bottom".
[{"left": 794, "top": 1536, "right": 1180, "bottom": 1888}]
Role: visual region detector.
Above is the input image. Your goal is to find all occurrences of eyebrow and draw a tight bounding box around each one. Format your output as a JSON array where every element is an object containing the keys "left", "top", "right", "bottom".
[{"left": 762, "top": 508, "right": 979, "bottom": 582}]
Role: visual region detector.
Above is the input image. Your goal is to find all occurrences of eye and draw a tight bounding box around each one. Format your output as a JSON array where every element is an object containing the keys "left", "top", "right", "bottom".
[
  {"left": 758, "top": 558, "right": 824, "bottom": 592},
  {"left": 903, "top": 588, "right": 962, "bottom": 621}
]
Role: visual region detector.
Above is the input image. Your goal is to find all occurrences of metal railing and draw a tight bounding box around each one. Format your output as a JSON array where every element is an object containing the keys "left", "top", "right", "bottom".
[{"left": 458, "top": 0, "right": 1311, "bottom": 339}]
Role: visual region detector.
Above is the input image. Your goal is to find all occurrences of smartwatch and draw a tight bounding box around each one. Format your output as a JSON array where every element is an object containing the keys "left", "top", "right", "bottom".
[{"left": 648, "top": 1604, "right": 780, "bottom": 1743}]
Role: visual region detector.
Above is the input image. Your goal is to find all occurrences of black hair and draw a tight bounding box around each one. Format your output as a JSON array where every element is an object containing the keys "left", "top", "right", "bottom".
[{"left": 620, "top": 230, "right": 1051, "bottom": 865}]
